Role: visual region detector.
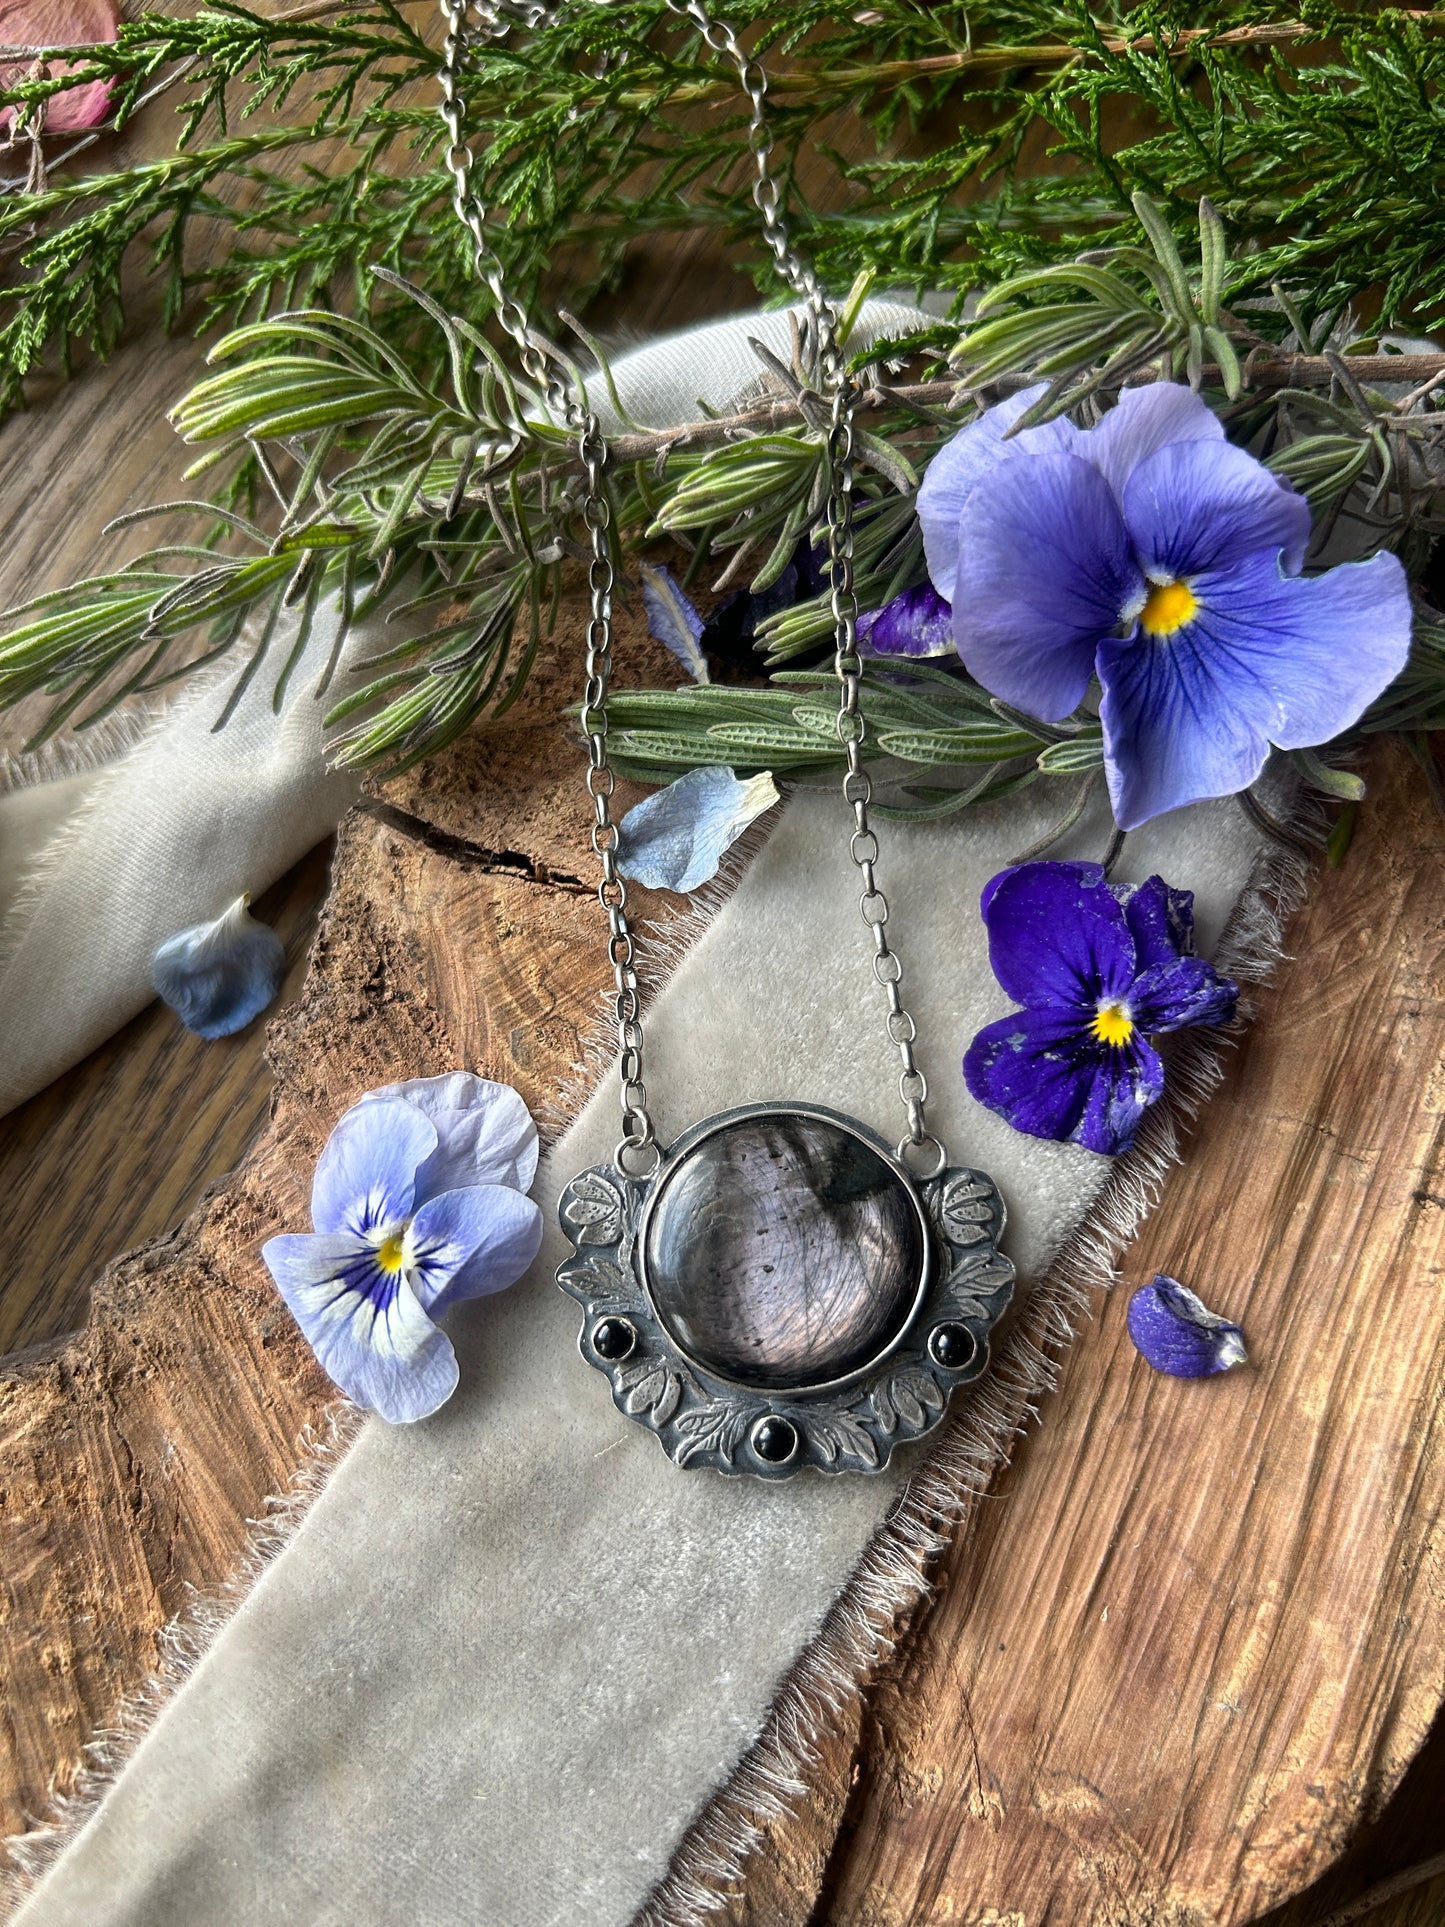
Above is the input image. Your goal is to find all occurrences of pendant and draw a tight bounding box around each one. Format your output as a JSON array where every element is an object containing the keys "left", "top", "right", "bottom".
[{"left": 556, "top": 1102, "right": 1014, "bottom": 1479}]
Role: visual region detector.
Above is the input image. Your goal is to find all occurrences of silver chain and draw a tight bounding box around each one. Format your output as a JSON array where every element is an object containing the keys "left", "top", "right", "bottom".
[{"left": 438, "top": 0, "right": 943, "bottom": 1178}]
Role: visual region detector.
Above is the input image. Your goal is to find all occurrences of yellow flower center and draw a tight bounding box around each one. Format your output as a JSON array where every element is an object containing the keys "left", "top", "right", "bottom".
[
  {"left": 1091, "top": 1001, "right": 1135, "bottom": 1048},
  {"left": 375, "top": 1231, "right": 407, "bottom": 1273},
  {"left": 1139, "top": 578, "right": 1198, "bottom": 636}
]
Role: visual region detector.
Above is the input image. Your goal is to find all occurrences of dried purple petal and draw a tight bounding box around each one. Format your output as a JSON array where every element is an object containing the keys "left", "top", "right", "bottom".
[
  {"left": 1127, "top": 1274, "right": 1247, "bottom": 1377},
  {"left": 0, "top": 0, "right": 119, "bottom": 136},
  {"left": 857, "top": 582, "right": 954, "bottom": 658}
]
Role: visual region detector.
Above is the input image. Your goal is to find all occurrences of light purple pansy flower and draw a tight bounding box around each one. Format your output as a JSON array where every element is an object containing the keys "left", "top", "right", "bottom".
[
  {"left": 964, "top": 860, "right": 1237, "bottom": 1156},
  {"left": 1127, "top": 1274, "right": 1247, "bottom": 1377},
  {"left": 262, "top": 1072, "right": 543, "bottom": 1422},
  {"left": 896, "top": 382, "right": 1412, "bottom": 828}
]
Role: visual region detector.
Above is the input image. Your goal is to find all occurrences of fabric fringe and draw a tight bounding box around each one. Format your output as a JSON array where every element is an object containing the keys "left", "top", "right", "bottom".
[
  {"left": 0, "top": 698, "right": 170, "bottom": 798},
  {"left": 633, "top": 803, "right": 1315, "bottom": 1927},
  {"left": 0, "top": 793, "right": 1311, "bottom": 1921}
]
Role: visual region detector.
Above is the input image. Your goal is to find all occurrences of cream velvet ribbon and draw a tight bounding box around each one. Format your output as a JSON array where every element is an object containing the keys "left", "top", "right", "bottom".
[{"left": 11, "top": 780, "right": 1262, "bottom": 1925}]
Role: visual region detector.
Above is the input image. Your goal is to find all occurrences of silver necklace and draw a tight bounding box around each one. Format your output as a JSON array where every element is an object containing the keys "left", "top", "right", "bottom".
[{"left": 440, "top": 0, "right": 1013, "bottom": 1477}]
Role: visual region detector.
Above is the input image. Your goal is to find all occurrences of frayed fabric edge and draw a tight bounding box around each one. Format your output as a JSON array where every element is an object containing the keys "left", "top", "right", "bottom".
[
  {"left": 633, "top": 804, "right": 1314, "bottom": 1927},
  {"left": 0, "top": 809, "right": 775, "bottom": 1915}
]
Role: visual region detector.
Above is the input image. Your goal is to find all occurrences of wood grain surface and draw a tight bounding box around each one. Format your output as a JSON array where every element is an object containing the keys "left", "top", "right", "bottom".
[{"left": 0, "top": 25, "right": 1443, "bottom": 1925}]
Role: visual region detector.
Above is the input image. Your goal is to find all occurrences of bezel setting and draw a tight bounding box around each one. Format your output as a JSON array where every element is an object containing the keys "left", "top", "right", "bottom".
[{"left": 556, "top": 1101, "right": 1015, "bottom": 1480}]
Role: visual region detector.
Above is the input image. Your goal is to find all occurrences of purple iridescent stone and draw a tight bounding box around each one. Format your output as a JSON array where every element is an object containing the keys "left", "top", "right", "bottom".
[{"left": 643, "top": 1113, "right": 926, "bottom": 1390}]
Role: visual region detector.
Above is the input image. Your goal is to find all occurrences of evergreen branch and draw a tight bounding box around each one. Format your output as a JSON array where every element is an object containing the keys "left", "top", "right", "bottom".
[
  {"left": 6, "top": 1, "right": 1445, "bottom": 406},
  {"left": 1, "top": 7, "right": 1444, "bottom": 794}
]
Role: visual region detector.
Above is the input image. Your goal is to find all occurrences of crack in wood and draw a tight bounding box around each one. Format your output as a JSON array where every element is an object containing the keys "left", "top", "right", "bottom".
[{"left": 358, "top": 798, "right": 594, "bottom": 896}]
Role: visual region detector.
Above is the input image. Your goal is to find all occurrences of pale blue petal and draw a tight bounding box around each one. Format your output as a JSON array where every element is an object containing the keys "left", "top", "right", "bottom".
[
  {"left": 1096, "top": 621, "right": 1279, "bottom": 830},
  {"left": 616, "top": 766, "right": 780, "bottom": 893},
  {"left": 261, "top": 1230, "right": 459, "bottom": 1422},
  {"left": 1082, "top": 384, "right": 1224, "bottom": 501},
  {"left": 362, "top": 1073, "right": 539, "bottom": 1200},
  {"left": 1214, "top": 549, "right": 1414, "bottom": 751},
  {"left": 310, "top": 1098, "right": 436, "bottom": 1238},
  {"left": 406, "top": 1184, "right": 544, "bottom": 1314},
  {"left": 1122, "top": 438, "right": 1312, "bottom": 581},
  {"left": 151, "top": 894, "right": 285, "bottom": 1040},
  {"left": 952, "top": 452, "right": 1141, "bottom": 722},
  {"left": 916, "top": 383, "right": 1076, "bottom": 601},
  {"left": 640, "top": 562, "right": 710, "bottom": 683}
]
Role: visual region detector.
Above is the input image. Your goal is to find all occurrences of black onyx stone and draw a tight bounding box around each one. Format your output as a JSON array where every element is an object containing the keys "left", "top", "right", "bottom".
[
  {"left": 643, "top": 1112, "right": 926, "bottom": 1391},
  {"left": 592, "top": 1317, "right": 636, "bottom": 1361},
  {"left": 752, "top": 1416, "right": 798, "bottom": 1464},
  {"left": 929, "top": 1322, "right": 977, "bottom": 1372}
]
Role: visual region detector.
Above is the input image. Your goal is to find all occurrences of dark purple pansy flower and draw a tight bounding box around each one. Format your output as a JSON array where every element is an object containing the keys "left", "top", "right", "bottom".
[
  {"left": 857, "top": 582, "right": 954, "bottom": 657},
  {"left": 916, "top": 384, "right": 1413, "bottom": 829},
  {"left": 964, "top": 860, "right": 1237, "bottom": 1156},
  {"left": 1127, "top": 1274, "right": 1247, "bottom": 1376}
]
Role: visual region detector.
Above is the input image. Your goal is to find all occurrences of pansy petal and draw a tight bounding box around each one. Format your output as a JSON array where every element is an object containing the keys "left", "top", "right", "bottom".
[
  {"left": 364, "top": 1072, "right": 538, "bottom": 1199},
  {"left": 952, "top": 453, "right": 1142, "bottom": 723},
  {"left": 1200, "top": 548, "right": 1413, "bottom": 752},
  {"left": 310, "top": 1099, "right": 436, "bottom": 1238},
  {"left": 616, "top": 766, "right": 779, "bottom": 894},
  {"left": 1130, "top": 956, "right": 1238, "bottom": 1034},
  {"left": 1122, "top": 874, "right": 1196, "bottom": 967},
  {"left": 964, "top": 1007, "right": 1164, "bottom": 1155},
  {"left": 640, "top": 561, "right": 709, "bottom": 683},
  {"left": 405, "top": 1183, "right": 545, "bottom": 1314},
  {"left": 151, "top": 893, "right": 286, "bottom": 1040},
  {"left": 1099, "top": 546, "right": 1413, "bottom": 828},
  {"left": 1072, "top": 1034, "right": 1166, "bottom": 1156},
  {"left": 1082, "top": 383, "right": 1224, "bottom": 501},
  {"left": 1122, "top": 438, "right": 1312, "bottom": 581},
  {"left": 857, "top": 582, "right": 954, "bottom": 657},
  {"left": 261, "top": 1230, "right": 459, "bottom": 1422},
  {"left": 964, "top": 1007, "right": 1098, "bottom": 1144},
  {"left": 916, "top": 383, "right": 1075, "bottom": 601},
  {"left": 1097, "top": 615, "right": 1281, "bottom": 830},
  {"left": 1127, "top": 1275, "right": 1247, "bottom": 1377},
  {"left": 981, "top": 861, "right": 1136, "bottom": 1008}
]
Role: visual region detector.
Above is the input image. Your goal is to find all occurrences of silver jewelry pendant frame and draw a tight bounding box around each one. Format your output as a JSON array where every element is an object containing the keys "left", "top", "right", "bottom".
[{"left": 557, "top": 1102, "right": 1014, "bottom": 1480}]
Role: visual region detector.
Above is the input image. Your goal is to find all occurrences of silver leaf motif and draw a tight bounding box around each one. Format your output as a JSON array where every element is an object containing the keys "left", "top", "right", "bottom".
[
  {"left": 809, "top": 1408, "right": 881, "bottom": 1468},
  {"left": 577, "top": 1257, "right": 634, "bottom": 1306},
  {"left": 938, "top": 1174, "right": 998, "bottom": 1245},
  {"left": 561, "top": 1171, "right": 626, "bottom": 1245},
  {"left": 617, "top": 1357, "right": 687, "bottom": 1426},
  {"left": 672, "top": 1404, "right": 750, "bottom": 1466},
  {"left": 873, "top": 1365, "right": 944, "bottom": 1434}
]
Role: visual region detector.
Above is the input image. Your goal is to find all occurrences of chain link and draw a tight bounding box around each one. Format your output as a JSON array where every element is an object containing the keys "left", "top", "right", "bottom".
[{"left": 439, "top": 0, "right": 943, "bottom": 1177}]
